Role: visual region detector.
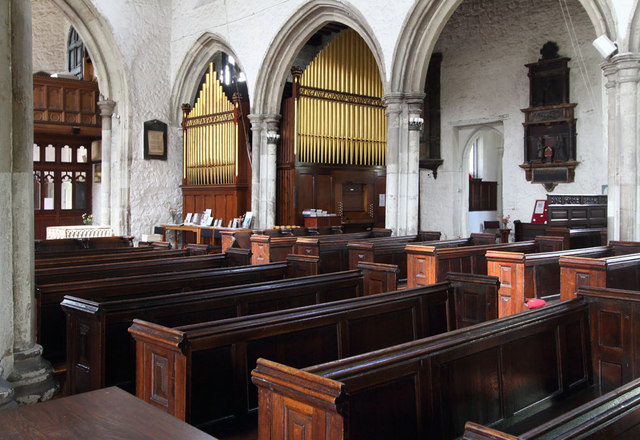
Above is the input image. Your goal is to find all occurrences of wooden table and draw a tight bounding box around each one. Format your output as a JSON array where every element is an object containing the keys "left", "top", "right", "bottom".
[
  {"left": 161, "top": 224, "right": 251, "bottom": 249},
  {"left": 0, "top": 387, "right": 217, "bottom": 439}
]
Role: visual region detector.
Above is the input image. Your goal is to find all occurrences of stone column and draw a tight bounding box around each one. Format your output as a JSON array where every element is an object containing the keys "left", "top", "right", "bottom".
[
  {"left": 263, "top": 115, "right": 281, "bottom": 229},
  {"left": 248, "top": 114, "right": 264, "bottom": 228},
  {"left": 603, "top": 54, "right": 640, "bottom": 241},
  {"left": 405, "top": 93, "right": 425, "bottom": 235},
  {"left": 7, "top": 0, "right": 58, "bottom": 405},
  {"left": 97, "top": 100, "right": 116, "bottom": 227},
  {"left": 383, "top": 93, "right": 404, "bottom": 235},
  {"left": 0, "top": 0, "right": 17, "bottom": 412}
]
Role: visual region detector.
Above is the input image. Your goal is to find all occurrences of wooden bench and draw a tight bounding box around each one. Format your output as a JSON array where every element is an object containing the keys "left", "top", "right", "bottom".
[
  {"left": 348, "top": 233, "right": 491, "bottom": 281},
  {"left": 128, "top": 272, "right": 499, "bottom": 434},
  {"left": 560, "top": 248, "right": 640, "bottom": 300},
  {"left": 35, "top": 235, "right": 134, "bottom": 253},
  {"left": 62, "top": 263, "right": 397, "bottom": 395},
  {"left": 463, "top": 376, "right": 640, "bottom": 439},
  {"left": 407, "top": 236, "right": 565, "bottom": 288},
  {"left": 35, "top": 251, "right": 250, "bottom": 285},
  {"left": 35, "top": 248, "right": 194, "bottom": 269},
  {"left": 252, "top": 285, "right": 640, "bottom": 440},
  {"left": 486, "top": 240, "right": 640, "bottom": 317},
  {"left": 38, "top": 257, "right": 313, "bottom": 367},
  {"left": 251, "top": 229, "right": 393, "bottom": 268}
]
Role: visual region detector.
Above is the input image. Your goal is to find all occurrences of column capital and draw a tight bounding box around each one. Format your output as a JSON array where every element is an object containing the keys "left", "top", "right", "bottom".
[
  {"left": 602, "top": 53, "right": 640, "bottom": 85},
  {"left": 383, "top": 93, "right": 405, "bottom": 116},
  {"left": 97, "top": 100, "right": 116, "bottom": 117},
  {"left": 263, "top": 113, "right": 281, "bottom": 131},
  {"left": 248, "top": 113, "right": 265, "bottom": 130}
]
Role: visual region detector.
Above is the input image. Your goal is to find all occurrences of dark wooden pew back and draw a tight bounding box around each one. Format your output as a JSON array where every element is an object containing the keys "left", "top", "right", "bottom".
[
  {"left": 35, "top": 248, "right": 192, "bottom": 268},
  {"left": 407, "top": 236, "right": 565, "bottom": 288},
  {"left": 63, "top": 265, "right": 397, "bottom": 395},
  {"left": 348, "top": 233, "right": 488, "bottom": 280},
  {"left": 39, "top": 259, "right": 303, "bottom": 366},
  {"left": 252, "top": 285, "right": 640, "bottom": 440},
  {"left": 129, "top": 272, "right": 499, "bottom": 433},
  {"left": 35, "top": 236, "right": 134, "bottom": 253}
]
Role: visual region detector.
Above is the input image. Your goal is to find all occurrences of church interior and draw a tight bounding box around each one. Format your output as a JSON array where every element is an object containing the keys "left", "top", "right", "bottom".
[{"left": 1, "top": 0, "right": 640, "bottom": 438}]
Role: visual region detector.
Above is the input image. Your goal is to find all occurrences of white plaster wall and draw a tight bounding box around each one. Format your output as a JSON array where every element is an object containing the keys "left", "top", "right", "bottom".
[
  {"left": 86, "top": 1, "right": 180, "bottom": 238},
  {"left": 32, "top": 0, "right": 69, "bottom": 74},
  {"left": 420, "top": 0, "right": 605, "bottom": 238}
]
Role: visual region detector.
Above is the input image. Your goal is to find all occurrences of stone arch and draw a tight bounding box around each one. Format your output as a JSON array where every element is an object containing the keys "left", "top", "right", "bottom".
[
  {"left": 50, "top": 0, "right": 127, "bottom": 104},
  {"left": 391, "top": 0, "right": 617, "bottom": 95},
  {"left": 252, "top": 0, "right": 387, "bottom": 116},
  {"left": 628, "top": 3, "right": 640, "bottom": 52},
  {"left": 170, "top": 32, "right": 248, "bottom": 125}
]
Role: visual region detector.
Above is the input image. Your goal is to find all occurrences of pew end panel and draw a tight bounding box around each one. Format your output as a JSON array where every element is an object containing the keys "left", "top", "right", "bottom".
[
  {"left": 533, "top": 235, "right": 566, "bottom": 252},
  {"left": 446, "top": 272, "right": 500, "bottom": 329},
  {"left": 129, "top": 319, "right": 190, "bottom": 420},
  {"left": 252, "top": 358, "right": 345, "bottom": 440},
  {"left": 224, "top": 247, "right": 251, "bottom": 266},
  {"left": 285, "top": 254, "right": 319, "bottom": 278},
  {"left": 486, "top": 251, "right": 528, "bottom": 318},
  {"left": 406, "top": 244, "right": 439, "bottom": 288},
  {"left": 357, "top": 261, "right": 398, "bottom": 295},
  {"left": 470, "top": 232, "right": 499, "bottom": 245},
  {"left": 579, "top": 287, "right": 640, "bottom": 393},
  {"left": 220, "top": 230, "right": 236, "bottom": 253},
  {"left": 418, "top": 230, "right": 443, "bottom": 242},
  {"left": 251, "top": 235, "right": 297, "bottom": 265},
  {"left": 560, "top": 257, "right": 608, "bottom": 301}
]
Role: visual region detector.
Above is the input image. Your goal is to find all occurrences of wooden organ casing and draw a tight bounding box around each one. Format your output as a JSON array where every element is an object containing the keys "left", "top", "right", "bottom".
[
  {"left": 181, "top": 63, "right": 251, "bottom": 224},
  {"left": 278, "top": 29, "right": 387, "bottom": 230}
]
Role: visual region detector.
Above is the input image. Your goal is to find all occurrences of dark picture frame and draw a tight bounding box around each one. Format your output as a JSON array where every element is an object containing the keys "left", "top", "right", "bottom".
[{"left": 143, "top": 119, "right": 168, "bottom": 160}]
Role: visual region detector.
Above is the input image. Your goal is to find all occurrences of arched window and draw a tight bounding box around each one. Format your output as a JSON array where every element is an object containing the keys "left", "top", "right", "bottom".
[{"left": 67, "top": 27, "right": 84, "bottom": 78}]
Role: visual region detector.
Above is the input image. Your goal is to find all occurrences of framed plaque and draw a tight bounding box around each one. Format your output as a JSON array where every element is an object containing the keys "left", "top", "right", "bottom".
[{"left": 143, "top": 119, "right": 167, "bottom": 160}]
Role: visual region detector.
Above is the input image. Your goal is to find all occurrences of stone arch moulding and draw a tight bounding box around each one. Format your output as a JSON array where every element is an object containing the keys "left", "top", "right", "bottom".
[
  {"left": 50, "top": 0, "right": 128, "bottom": 104},
  {"left": 390, "top": 0, "right": 617, "bottom": 95},
  {"left": 170, "top": 33, "right": 247, "bottom": 126},
  {"left": 252, "top": 0, "right": 388, "bottom": 116}
]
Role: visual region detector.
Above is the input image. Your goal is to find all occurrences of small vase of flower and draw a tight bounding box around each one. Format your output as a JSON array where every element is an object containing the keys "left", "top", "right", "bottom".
[{"left": 498, "top": 214, "right": 511, "bottom": 243}]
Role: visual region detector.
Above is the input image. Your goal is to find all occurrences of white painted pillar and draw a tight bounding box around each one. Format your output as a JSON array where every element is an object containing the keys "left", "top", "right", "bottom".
[
  {"left": 263, "top": 115, "right": 281, "bottom": 229},
  {"left": 97, "top": 100, "right": 115, "bottom": 227},
  {"left": 6, "top": 0, "right": 57, "bottom": 405},
  {"left": 0, "top": 0, "right": 17, "bottom": 412},
  {"left": 406, "top": 93, "right": 425, "bottom": 235},
  {"left": 603, "top": 54, "right": 640, "bottom": 241},
  {"left": 383, "top": 93, "right": 404, "bottom": 235},
  {"left": 110, "top": 109, "right": 127, "bottom": 236},
  {"left": 248, "top": 114, "right": 264, "bottom": 228}
]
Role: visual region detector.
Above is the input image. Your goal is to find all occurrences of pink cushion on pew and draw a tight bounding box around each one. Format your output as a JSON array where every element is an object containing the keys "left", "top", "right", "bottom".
[{"left": 526, "top": 298, "right": 546, "bottom": 309}]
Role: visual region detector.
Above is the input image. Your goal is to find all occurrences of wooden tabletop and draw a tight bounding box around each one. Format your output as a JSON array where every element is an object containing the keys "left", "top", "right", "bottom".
[{"left": 0, "top": 387, "right": 218, "bottom": 439}]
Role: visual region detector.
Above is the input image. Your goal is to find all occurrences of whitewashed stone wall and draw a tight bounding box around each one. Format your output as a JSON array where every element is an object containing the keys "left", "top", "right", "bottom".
[
  {"left": 32, "top": 0, "right": 69, "bottom": 74},
  {"left": 420, "top": 0, "right": 605, "bottom": 238}
]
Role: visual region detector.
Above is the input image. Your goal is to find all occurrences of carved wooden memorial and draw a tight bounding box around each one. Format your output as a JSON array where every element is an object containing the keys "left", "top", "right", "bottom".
[{"left": 520, "top": 42, "right": 578, "bottom": 191}]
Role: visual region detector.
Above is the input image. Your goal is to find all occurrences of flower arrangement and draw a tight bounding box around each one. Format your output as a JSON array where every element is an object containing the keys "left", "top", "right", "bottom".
[
  {"left": 498, "top": 214, "right": 511, "bottom": 229},
  {"left": 166, "top": 202, "right": 182, "bottom": 224},
  {"left": 82, "top": 213, "right": 93, "bottom": 225}
]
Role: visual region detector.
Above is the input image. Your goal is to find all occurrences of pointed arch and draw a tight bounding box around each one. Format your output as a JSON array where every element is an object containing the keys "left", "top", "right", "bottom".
[
  {"left": 252, "top": 0, "right": 387, "bottom": 115},
  {"left": 170, "top": 32, "right": 247, "bottom": 125},
  {"left": 390, "top": 0, "right": 617, "bottom": 95},
  {"left": 49, "top": 0, "right": 127, "bottom": 104}
]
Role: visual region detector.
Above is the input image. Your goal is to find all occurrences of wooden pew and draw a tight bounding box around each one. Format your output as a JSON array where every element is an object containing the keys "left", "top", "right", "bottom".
[
  {"left": 35, "top": 248, "right": 193, "bottom": 269},
  {"left": 407, "top": 236, "right": 565, "bottom": 288},
  {"left": 462, "top": 377, "right": 640, "bottom": 439},
  {"left": 38, "top": 257, "right": 311, "bottom": 367},
  {"left": 251, "top": 228, "right": 393, "bottom": 268},
  {"left": 253, "top": 285, "right": 640, "bottom": 440},
  {"left": 63, "top": 263, "right": 398, "bottom": 395},
  {"left": 486, "top": 241, "right": 640, "bottom": 317},
  {"left": 560, "top": 246, "right": 640, "bottom": 300},
  {"left": 35, "top": 235, "right": 134, "bottom": 253},
  {"left": 128, "top": 272, "right": 499, "bottom": 434},
  {"left": 35, "top": 252, "right": 249, "bottom": 285},
  {"left": 221, "top": 227, "right": 343, "bottom": 254},
  {"left": 348, "top": 232, "right": 491, "bottom": 281}
]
